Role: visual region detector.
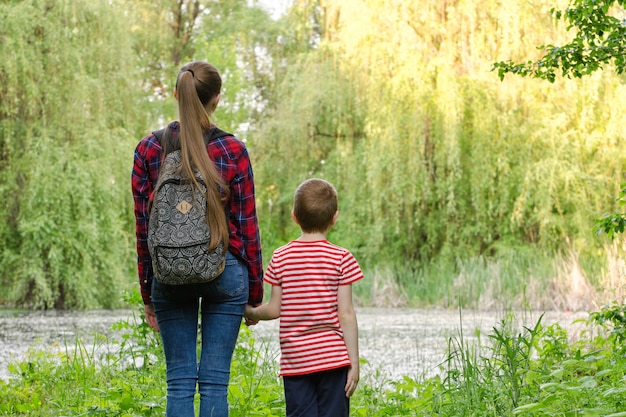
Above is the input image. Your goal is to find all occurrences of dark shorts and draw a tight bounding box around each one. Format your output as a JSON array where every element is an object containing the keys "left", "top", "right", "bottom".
[{"left": 283, "top": 366, "right": 350, "bottom": 417}]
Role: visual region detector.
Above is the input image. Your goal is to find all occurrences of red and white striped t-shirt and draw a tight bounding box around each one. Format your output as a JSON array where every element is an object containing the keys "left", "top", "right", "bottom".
[{"left": 264, "top": 239, "right": 364, "bottom": 377}]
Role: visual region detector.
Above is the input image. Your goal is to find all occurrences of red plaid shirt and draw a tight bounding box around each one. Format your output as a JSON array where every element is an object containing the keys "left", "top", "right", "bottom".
[{"left": 131, "top": 121, "right": 263, "bottom": 305}]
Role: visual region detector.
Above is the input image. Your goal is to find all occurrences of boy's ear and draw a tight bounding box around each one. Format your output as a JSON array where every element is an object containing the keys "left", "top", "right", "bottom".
[
  {"left": 330, "top": 210, "right": 339, "bottom": 225},
  {"left": 291, "top": 210, "right": 300, "bottom": 225}
]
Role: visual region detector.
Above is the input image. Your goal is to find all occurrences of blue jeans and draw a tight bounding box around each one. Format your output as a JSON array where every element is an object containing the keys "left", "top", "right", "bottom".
[{"left": 152, "top": 252, "right": 248, "bottom": 417}]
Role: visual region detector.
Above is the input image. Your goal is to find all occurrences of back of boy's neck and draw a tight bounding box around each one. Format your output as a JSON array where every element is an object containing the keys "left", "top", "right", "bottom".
[{"left": 296, "top": 232, "right": 328, "bottom": 242}]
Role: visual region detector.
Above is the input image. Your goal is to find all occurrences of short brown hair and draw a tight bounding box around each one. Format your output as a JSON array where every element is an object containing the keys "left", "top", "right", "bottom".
[{"left": 293, "top": 178, "right": 338, "bottom": 233}]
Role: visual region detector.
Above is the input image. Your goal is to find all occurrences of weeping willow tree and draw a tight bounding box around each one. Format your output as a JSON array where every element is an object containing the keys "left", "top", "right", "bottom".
[
  {"left": 0, "top": 0, "right": 284, "bottom": 308},
  {"left": 0, "top": 0, "right": 146, "bottom": 308},
  {"left": 253, "top": 0, "right": 626, "bottom": 275}
]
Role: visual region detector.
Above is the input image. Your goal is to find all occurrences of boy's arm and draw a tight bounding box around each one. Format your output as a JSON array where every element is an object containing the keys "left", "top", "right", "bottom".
[
  {"left": 338, "top": 283, "right": 359, "bottom": 397},
  {"left": 245, "top": 284, "right": 282, "bottom": 321}
]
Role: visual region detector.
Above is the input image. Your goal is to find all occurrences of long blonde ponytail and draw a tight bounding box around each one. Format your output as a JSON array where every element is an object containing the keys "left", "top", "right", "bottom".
[{"left": 174, "top": 62, "right": 230, "bottom": 250}]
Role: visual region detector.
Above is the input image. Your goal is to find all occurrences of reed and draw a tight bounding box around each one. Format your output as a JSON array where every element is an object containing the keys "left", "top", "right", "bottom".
[{"left": 356, "top": 244, "right": 626, "bottom": 312}]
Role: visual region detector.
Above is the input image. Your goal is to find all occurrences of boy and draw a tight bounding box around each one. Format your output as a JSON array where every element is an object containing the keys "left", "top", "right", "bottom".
[{"left": 245, "top": 178, "right": 363, "bottom": 417}]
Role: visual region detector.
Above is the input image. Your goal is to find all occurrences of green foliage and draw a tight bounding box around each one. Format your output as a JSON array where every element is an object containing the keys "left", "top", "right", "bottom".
[
  {"left": 595, "top": 183, "right": 626, "bottom": 239},
  {"left": 229, "top": 327, "right": 285, "bottom": 416},
  {"left": 0, "top": 0, "right": 146, "bottom": 308},
  {"left": 494, "top": 0, "right": 626, "bottom": 82},
  {"left": 419, "top": 310, "right": 626, "bottom": 416},
  {"left": 589, "top": 301, "right": 626, "bottom": 353}
]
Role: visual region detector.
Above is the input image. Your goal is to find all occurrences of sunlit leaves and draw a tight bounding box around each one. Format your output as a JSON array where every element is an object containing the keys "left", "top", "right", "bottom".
[{"left": 494, "top": 0, "right": 626, "bottom": 82}]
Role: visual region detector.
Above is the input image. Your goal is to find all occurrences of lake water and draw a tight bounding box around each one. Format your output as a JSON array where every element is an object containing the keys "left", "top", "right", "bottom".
[{"left": 0, "top": 308, "right": 589, "bottom": 383}]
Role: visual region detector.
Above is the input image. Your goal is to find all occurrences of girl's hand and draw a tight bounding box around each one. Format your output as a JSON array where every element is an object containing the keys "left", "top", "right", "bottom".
[{"left": 144, "top": 303, "right": 159, "bottom": 332}]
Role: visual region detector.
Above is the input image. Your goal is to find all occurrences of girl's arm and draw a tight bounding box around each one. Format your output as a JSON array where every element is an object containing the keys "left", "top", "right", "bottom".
[{"left": 131, "top": 134, "right": 161, "bottom": 306}]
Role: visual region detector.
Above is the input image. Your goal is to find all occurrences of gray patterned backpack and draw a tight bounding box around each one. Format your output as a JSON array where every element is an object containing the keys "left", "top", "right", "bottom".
[{"left": 147, "top": 127, "right": 229, "bottom": 285}]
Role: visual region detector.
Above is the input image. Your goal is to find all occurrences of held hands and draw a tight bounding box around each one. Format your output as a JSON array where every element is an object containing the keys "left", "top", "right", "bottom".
[{"left": 244, "top": 304, "right": 259, "bottom": 326}]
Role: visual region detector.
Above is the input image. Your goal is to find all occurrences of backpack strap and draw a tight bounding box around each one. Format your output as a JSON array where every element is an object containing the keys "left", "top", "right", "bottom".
[
  {"left": 208, "top": 127, "right": 231, "bottom": 141},
  {"left": 152, "top": 125, "right": 231, "bottom": 148},
  {"left": 152, "top": 128, "right": 165, "bottom": 143},
  {"left": 205, "top": 127, "right": 232, "bottom": 145}
]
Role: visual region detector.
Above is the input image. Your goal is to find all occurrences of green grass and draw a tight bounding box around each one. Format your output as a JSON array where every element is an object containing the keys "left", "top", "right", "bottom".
[{"left": 3, "top": 296, "right": 626, "bottom": 416}]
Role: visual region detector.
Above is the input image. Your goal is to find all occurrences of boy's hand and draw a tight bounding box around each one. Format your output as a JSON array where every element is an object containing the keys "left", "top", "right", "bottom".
[{"left": 345, "top": 365, "right": 359, "bottom": 397}]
